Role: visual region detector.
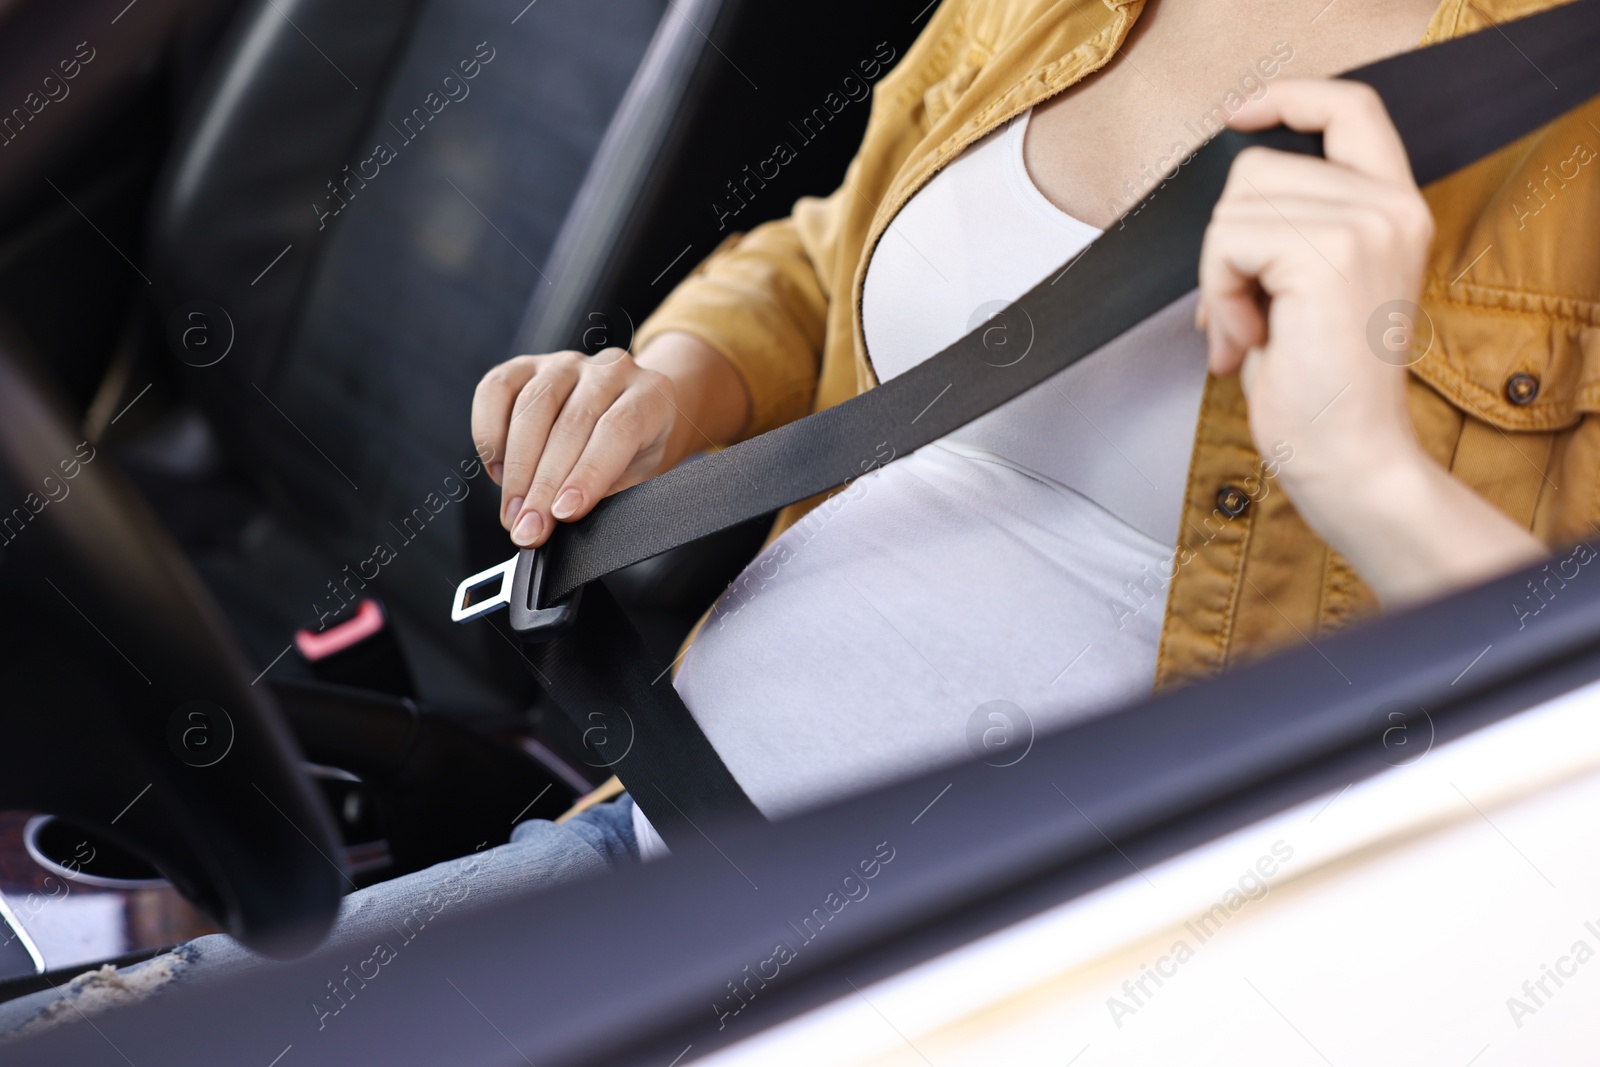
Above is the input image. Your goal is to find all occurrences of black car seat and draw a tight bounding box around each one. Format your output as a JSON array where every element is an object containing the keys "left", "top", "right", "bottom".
[
  {"left": 142, "top": 0, "right": 936, "bottom": 719},
  {"left": 146, "top": 0, "right": 670, "bottom": 721},
  {"left": 0, "top": 0, "right": 244, "bottom": 412}
]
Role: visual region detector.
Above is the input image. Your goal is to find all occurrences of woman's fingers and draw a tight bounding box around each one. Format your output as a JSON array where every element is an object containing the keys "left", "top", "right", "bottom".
[
  {"left": 470, "top": 355, "right": 540, "bottom": 485},
  {"left": 1221, "top": 146, "right": 1434, "bottom": 265},
  {"left": 476, "top": 347, "right": 682, "bottom": 549},
  {"left": 512, "top": 366, "right": 630, "bottom": 546},
  {"left": 1198, "top": 78, "right": 1430, "bottom": 372},
  {"left": 556, "top": 381, "right": 674, "bottom": 522},
  {"left": 1198, "top": 210, "right": 1301, "bottom": 375},
  {"left": 1226, "top": 77, "right": 1414, "bottom": 185},
  {"left": 498, "top": 355, "right": 582, "bottom": 532}
]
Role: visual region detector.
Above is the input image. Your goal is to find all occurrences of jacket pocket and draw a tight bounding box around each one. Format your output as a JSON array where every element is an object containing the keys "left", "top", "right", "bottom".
[{"left": 1412, "top": 280, "right": 1600, "bottom": 434}]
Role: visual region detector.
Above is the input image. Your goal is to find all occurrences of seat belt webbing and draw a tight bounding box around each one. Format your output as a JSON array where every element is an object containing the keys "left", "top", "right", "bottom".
[{"left": 526, "top": 0, "right": 1600, "bottom": 847}]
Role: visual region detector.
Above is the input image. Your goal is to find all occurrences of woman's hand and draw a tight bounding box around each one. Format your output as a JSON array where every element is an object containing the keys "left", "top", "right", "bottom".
[
  {"left": 1198, "top": 78, "right": 1545, "bottom": 604},
  {"left": 1200, "top": 78, "right": 1431, "bottom": 508},
  {"left": 471, "top": 332, "right": 750, "bottom": 548}
]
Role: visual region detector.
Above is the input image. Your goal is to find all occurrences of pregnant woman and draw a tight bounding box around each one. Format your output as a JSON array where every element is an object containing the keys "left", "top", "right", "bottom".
[
  {"left": 472, "top": 0, "right": 1555, "bottom": 855},
  {"left": 9, "top": 0, "right": 1586, "bottom": 1029}
]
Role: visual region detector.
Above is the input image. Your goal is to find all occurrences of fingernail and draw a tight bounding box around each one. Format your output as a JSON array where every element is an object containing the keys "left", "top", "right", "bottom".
[
  {"left": 511, "top": 510, "right": 543, "bottom": 546},
  {"left": 504, "top": 496, "right": 524, "bottom": 525},
  {"left": 552, "top": 487, "right": 583, "bottom": 520},
  {"left": 489, "top": 463, "right": 503, "bottom": 482}
]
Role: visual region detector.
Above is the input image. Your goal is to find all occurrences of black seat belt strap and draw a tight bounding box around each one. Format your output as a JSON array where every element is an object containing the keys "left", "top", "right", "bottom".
[
  {"left": 532, "top": 580, "right": 759, "bottom": 839},
  {"left": 454, "top": 0, "right": 1600, "bottom": 848}
]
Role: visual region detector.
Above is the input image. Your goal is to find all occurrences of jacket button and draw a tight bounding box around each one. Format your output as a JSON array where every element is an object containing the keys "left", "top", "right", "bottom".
[
  {"left": 1506, "top": 373, "right": 1540, "bottom": 406},
  {"left": 1216, "top": 485, "right": 1250, "bottom": 518}
]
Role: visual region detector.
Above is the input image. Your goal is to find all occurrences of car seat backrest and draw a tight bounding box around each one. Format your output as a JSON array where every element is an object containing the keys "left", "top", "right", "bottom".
[
  {"left": 150, "top": 0, "right": 671, "bottom": 701},
  {"left": 154, "top": 0, "right": 426, "bottom": 399}
]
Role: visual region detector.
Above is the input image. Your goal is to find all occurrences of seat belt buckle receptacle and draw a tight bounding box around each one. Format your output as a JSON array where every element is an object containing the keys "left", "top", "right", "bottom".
[{"left": 449, "top": 548, "right": 581, "bottom": 640}]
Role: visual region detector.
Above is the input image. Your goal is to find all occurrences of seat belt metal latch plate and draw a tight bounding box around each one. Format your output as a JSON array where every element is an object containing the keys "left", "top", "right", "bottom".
[
  {"left": 450, "top": 555, "right": 518, "bottom": 623},
  {"left": 449, "top": 549, "right": 581, "bottom": 640}
]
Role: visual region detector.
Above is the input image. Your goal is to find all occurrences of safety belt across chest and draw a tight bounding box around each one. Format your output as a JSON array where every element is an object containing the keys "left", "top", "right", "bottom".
[{"left": 453, "top": 0, "right": 1600, "bottom": 849}]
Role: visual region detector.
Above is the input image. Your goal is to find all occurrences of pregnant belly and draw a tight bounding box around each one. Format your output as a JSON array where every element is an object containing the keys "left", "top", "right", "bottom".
[{"left": 673, "top": 442, "right": 1175, "bottom": 819}]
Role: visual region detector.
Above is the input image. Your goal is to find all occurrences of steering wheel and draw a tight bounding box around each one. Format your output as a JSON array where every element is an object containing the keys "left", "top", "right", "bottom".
[{"left": 0, "top": 335, "right": 342, "bottom": 958}]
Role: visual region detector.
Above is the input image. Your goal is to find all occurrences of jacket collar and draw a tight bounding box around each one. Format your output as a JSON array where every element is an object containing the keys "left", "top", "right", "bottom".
[{"left": 887, "top": 0, "right": 1144, "bottom": 228}]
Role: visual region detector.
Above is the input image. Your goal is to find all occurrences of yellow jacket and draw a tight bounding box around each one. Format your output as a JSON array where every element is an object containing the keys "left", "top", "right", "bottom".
[{"left": 635, "top": 0, "right": 1600, "bottom": 690}]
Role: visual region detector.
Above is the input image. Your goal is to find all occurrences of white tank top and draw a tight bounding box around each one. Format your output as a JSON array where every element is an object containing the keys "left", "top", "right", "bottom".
[{"left": 639, "top": 110, "right": 1209, "bottom": 854}]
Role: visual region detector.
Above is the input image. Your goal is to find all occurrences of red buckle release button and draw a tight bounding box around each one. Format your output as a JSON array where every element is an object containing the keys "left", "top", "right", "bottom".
[{"left": 295, "top": 599, "right": 386, "bottom": 662}]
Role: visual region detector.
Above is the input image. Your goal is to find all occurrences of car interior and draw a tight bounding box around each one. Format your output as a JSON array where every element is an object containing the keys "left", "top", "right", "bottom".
[
  {"left": 3, "top": 0, "right": 1600, "bottom": 1063},
  {"left": 0, "top": 0, "right": 934, "bottom": 981}
]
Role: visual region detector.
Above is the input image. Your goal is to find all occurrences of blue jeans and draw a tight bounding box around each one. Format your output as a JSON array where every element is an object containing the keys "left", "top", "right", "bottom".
[{"left": 0, "top": 796, "right": 641, "bottom": 1039}]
